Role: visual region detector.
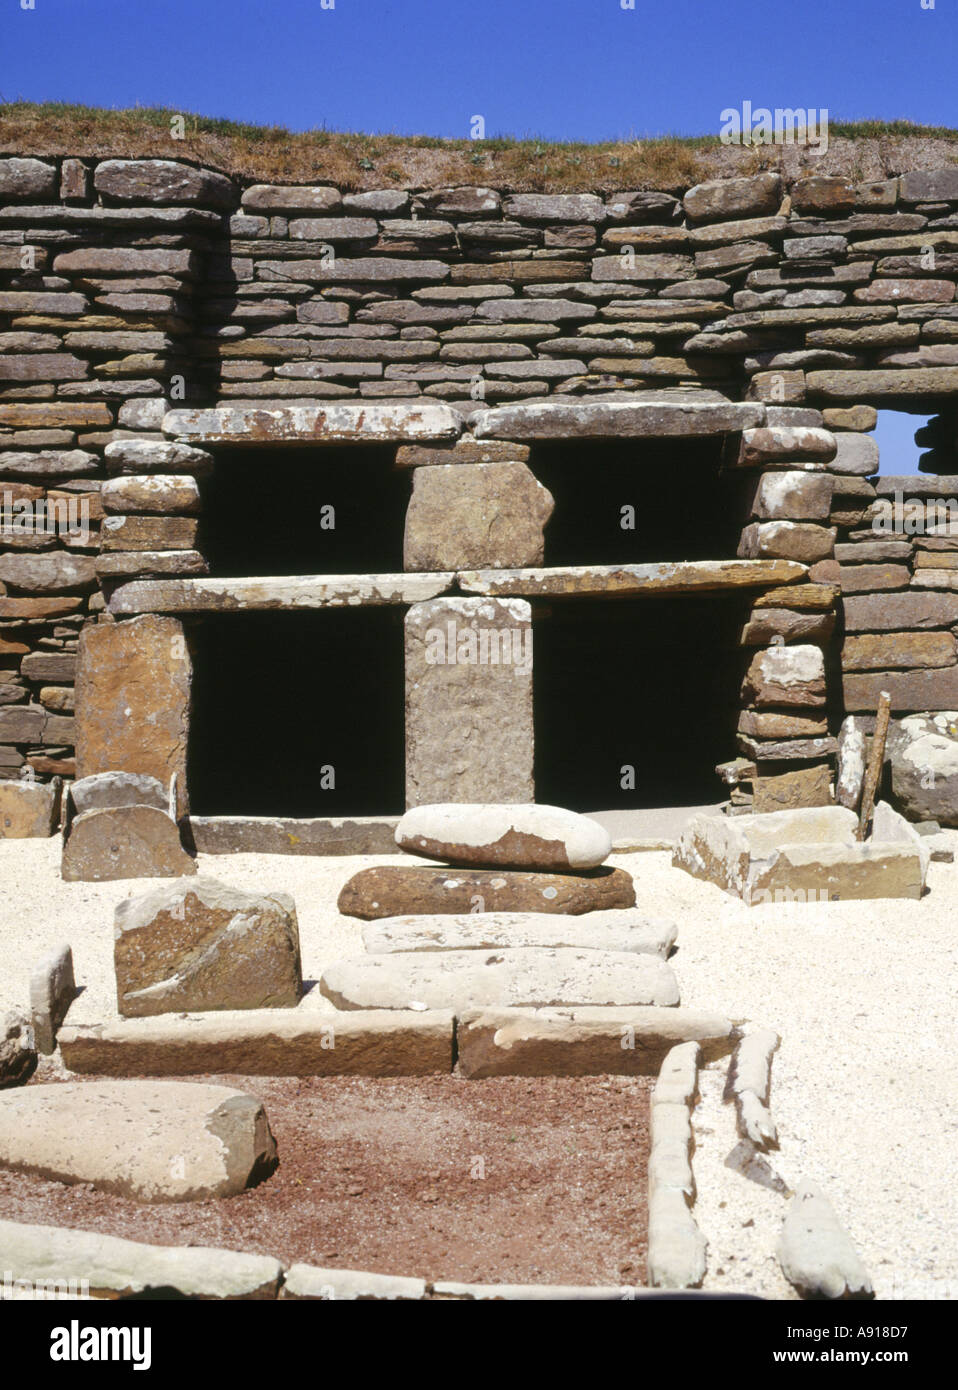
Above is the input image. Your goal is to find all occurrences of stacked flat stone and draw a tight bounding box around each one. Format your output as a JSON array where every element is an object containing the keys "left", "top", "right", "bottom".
[
  {"left": 328, "top": 803, "right": 681, "bottom": 1010},
  {"left": 7, "top": 155, "right": 958, "bottom": 802}
]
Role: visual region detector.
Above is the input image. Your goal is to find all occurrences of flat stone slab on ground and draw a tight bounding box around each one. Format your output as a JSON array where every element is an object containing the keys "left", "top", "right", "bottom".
[
  {"left": 457, "top": 1006, "right": 734, "bottom": 1078},
  {"left": 61, "top": 805, "right": 197, "bottom": 882},
  {"left": 0, "top": 1218, "right": 282, "bottom": 1299},
  {"left": 0, "top": 1080, "right": 277, "bottom": 1202},
  {"left": 114, "top": 877, "right": 302, "bottom": 1017},
  {"left": 362, "top": 910, "right": 676, "bottom": 958},
  {"left": 395, "top": 802, "right": 611, "bottom": 871},
  {"left": 320, "top": 947, "right": 680, "bottom": 1011},
  {"left": 280, "top": 1265, "right": 426, "bottom": 1301},
  {"left": 337, "top": 864, "right": 636, "bottom": 918},
  {"left": 58, "top": 1010, "right": 455, "bottom": 1077}
]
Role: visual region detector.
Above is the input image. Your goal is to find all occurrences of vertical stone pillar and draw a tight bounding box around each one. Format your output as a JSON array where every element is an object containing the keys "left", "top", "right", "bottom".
[
  {"left": 74, "top": 614, "right": 192, "bottom": 809},
  {"left": 404, "top": 596, "right": 533, "bottom": 807}
]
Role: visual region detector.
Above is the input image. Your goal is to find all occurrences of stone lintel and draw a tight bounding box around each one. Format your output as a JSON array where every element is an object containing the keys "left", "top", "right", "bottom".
[
  {"left": 162, "top": 403, "right": 462, "bottom": 444},
  {"left": 457, "top": 559, "right": 807, "bottom": 599},
  {"left": 108, "top": 573, "right": 455, "bottom": 614},
  {"left": 472, "top": 398, "right": 766, "bottom": 440}
]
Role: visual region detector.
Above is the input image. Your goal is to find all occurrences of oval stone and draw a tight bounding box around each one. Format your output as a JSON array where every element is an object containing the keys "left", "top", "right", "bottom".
[{"left": 396, "top": 803, "right": 612, "bottom": 871}]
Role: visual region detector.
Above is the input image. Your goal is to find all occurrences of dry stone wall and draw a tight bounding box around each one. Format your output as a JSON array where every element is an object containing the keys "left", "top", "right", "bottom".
[{"left": 5, "top": 155, "right": 958, "bottom": 799}]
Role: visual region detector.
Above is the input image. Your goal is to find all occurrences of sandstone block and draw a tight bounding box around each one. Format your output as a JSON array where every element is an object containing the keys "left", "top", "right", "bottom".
[
  {"left": 363, "top": 910, "right": 675, "bottom": 958},
  {"left": 242, "top": 184, "right": 341, "bottom": 213},
  {"left": 403, "top": 461, "right": 553, "bottom": 570},
  {"left": 739, "top": 521, "right": 836, "bottom": 564},
  {"left": 405, "top": 597, "right": 533, "bottom": 806},
  {"left": 114, "top": 877, "right": 301, "bottom": 1017},
  {"left": 457, "top": 1006, "right": 734, "bottom": 1079},
  {"left": 0, "top": 1080, "right": 276, "bottom": 1202},
  {"left": 0, "top": 779, "right": 61, "bottom": 837},
  {"left": 842, "top": 632, "right": 956, "bottom": 671},
  {"left": 75, "top": 614, "right": 191, "bottom": 798},
  {"left": 104, "top": 440, "right": 212, "bottom": 474},
  {"left": 844, "top": 667, "right": 958, "bottom": 711},
  {"left": 750, "top": 471, "right": 833, "bottom": 521},
  {"left": 0, "top": 553, "right": 96, "bottom": 592},
  {"left": 395, "top": 802, "right": 610, "bottom": 871},
  {"left": 29, "top": 943, "right": 76, "bottom": 1054},
  {"left": 94, "top": 160, "right": 235, "bottom": 208},
  {"left": 752, "top": 764, "right": 831, "bottom": 813},
  {"left": 281, "top": 1266, "right": 426, "bottom": 1301},
  {"left": 0, "top": 157, "right": 56, "bottom": 200},
  {"left": 338, "top": 865, "right": 636, "bottom": 919},
  {"left": 320, "top": 947, "right": 680, "bottom": 1011},
  {"left": 736, "top": 426, "right": 836, "bottom": 467},
  {"left": 61, "top": 805, "right": 197, "bottom": 882},
  {"left": 101, "top": 474, "right": 201, "bottom": 514},
  {"left": 683, "top": 174, "right": 782, "bottom": 223}
]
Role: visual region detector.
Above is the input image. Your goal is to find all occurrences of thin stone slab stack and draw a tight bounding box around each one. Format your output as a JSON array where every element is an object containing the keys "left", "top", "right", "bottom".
[{"left": 328, "top": 803, "right": 680, "bottom": 1011}]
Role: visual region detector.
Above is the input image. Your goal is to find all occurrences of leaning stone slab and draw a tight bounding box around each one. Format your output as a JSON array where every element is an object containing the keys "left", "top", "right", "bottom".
[
  {"left": 29, "top": 943, "right": 76, "bottom": 1054},
  {"left": 456, "top": 1006, "right": 733, "bottom": 1078},
  {"left": 109, "top": 572, "right": 454, "bottom": 614},
  {"left": 778, "top": 1180, "right": 874, "bottom": 1300},
  {"left": 472, "top": 399, "right": 764, "bottom": 440},
  {"left": 338, "top": 864, "right": 636, "bottom": 918},
  {"left": 0, "top": 1219, "right": 282, "bottom": 1299},
  {"left": 0, "top": 1011, "right": 36, "bottom": 1089},
  {"left": 458, "top": 558, "right": 806, "bottom": 598},
  {"left": 0, "top": 1080, "right": 277, "bottom": 1202},
  {"left": 70, "top": 770, "right": 167, "bottom": 815},
  {"left": 363, "top": 911, "right": 675, "bottom": 958},
  {"left": 0, "top": 779, "right": 61, "bottom": 837},
  {"left": 61, "top": 805, "right": 197, "bottom": 882},
  {"left": 164, "top": 402, "right": 461, "bottom": 443},
  {"left": 114, "top": 877, "right": 302, "bottom": 1017},
  {"left": 281, "top": 1265, "right": 425, "bottom": 1301},
  {"left": 396, "top": 802, "right": 611, "bottom": 871},
  {"left": 320, "top": 948, "right": 680, "bottom": 1011},
  {"left": 59, "top": 1010, "right": 455, "bottom": 1077}
]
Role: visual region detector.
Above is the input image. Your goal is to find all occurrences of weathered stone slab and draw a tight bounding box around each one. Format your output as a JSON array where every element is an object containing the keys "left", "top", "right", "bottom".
[
  {"left": 0, "top": 553, "right": 96, "bottom": 592},
  {"left": 457, "top": 1006, "right": 733, "bottom": 1078},
  {"left": 752, "top": 765, "right": 831, "bottom": 813},
  {"left": 473, "top": 399, "right": 764, "bottom": 439},
  {"left": 103, "top": 440, "right": 213, "bottom": 474},
  {"left": 242, "top": 183, "right": 341, "bottom": 212},
  {"left": 750, "top": 471, "right": 833, "bottom": 521},
  {"left": 844, "top": 667, "right": 958, "bottom": 711},
  {"left": 114, "top": 877, "right": 301, "bottom": 1017},
  {"left": 736, "top": 426, "right": 836, "bottom": 467},
  {"left": 0, "top": 1012, "right": 36, "bottom": 1089},
  {"left": 778, "top": 1180, "right": 874, "bottom": 1299},
  {"left": 0, "top": 1081, "right": 276, "bottom": 1203},
  {"left": 395, "top": 436, "right": 530, "bottom": 468},
  {"left": 281, "top": 1265, "right": 426, "bottom": 1301},
  {"left": 836, "top": 716, "right": 866, "bottom": 811},
  {"left": 75, "top": 615, "right": 191, "bottom": 799},
  {"left": 71, "top": 771, "right": 168, "bottom": 815},
  {"left": 396, "top": 802, "right": 610, "bottom": 871},
  {"left": 338, "top": 864, "right": 636, "bottom": 919},
  {"left": 0, "top": 157, "right": 57, "bottom": 200},
  {"left": 59, "top": 1010, "right": 455, "bottom": 1077},
  {"left": 403, "top": 461, "right": 553, "bottom": 570},
  {"left": 888, "top": 712, "right": 958, "bottom": 825},
  {"left": 62, "top": 806, "right": 197, "bottom": 882},
  {"left": 109, "top": 573, "right": 454, "bottom": 615},
  {"left": 363, "top": 911, "right": 675, "bottom": 958},
  {"left": 101, "top": 474, "right": 201, "bottom": 514},
  {"left": 405, "top": 597, "right": 533, "bottom": 806},
  {"left": 742, "top": 645, "right": 826, "bottom": 707},
  {"left": 502, "top": 193, "right": 605, "bottom": 223},
  {"left": 459, "top": 558, "right": 805, "bottom": 598},
  {"left": 807, "top": 368, "right": 958, "bottom": 399},
  {"left": 0, "top": 779, "right": 61, "bottom": 837},
  {"left": 94, "top": 159, "right": 235, "bottom": 208},
  {"left": 0, "top": 1219, "right": 282, "bottom": 1299},
  {"left": 164, "top": 403, "right": 461, "bottom": 444},
  {"left": 189, "top": 815, "right": 399, "bottom": 856},
  {"left": 683, "top": 174, "right": 782, "bottom": 223},
  {"left": 843, "top": 592, "right": 958, "bottom": 631},
  {"left": 29, "top": 943, "right": 76, "bottom": 1055},
  {"left": 739, "top": 521, "right": 836, "bottom": 565},
  {"left": 321, "top": 947, "right": 679, "bottom": 1011},
  {"left": 842, "top": 632, "right": 956, "bottom": 670}
]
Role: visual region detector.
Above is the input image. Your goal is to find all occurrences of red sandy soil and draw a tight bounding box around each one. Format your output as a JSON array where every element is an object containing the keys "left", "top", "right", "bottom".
[{"left": 0, "top": 1073, "right": 650, "bottom": 1287}]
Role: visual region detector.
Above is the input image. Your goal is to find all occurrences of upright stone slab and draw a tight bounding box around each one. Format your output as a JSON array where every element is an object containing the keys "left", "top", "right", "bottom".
[
  {"left": 403, "top": 462, "right": 554, "bottom": 570},
  {"left": 404, "top": 597, "right": 533, "bottom": 806},
  {"left": 74, "top": 615, "right": 191, "bottom": 810}
]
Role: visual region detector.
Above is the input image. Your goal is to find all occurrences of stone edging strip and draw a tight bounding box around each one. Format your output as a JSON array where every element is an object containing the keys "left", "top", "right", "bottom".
[
  {"left": 777, "top": 1180, "right": 875, "bottom": 1300},
  {"left": 646, "top": 1041, "right": 707, "bottom": 1290},
  {"left": 724, "top": 1026, "right": 780, "bottom": 1148}
]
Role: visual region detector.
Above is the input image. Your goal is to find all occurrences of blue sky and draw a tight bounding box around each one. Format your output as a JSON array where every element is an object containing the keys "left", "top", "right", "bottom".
[{"left": 0, "top": 0, "right": 954, "bottom": 141}]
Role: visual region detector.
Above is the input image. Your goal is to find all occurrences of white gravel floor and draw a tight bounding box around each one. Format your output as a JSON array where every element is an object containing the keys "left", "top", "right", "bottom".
[{"left": 1, "top": 836, "right": 956, "bottom": 1300}]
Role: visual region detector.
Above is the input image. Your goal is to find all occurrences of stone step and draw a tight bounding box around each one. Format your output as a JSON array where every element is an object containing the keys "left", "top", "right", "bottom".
[
  {"left": 362, "top": 911, "right": 676, "bottom": 958},
  {"left": 319, "top": 947, "right": 680, "bottom": 1011}
]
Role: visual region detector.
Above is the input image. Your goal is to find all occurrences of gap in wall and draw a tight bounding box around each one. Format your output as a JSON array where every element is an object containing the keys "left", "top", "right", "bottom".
[
  {"left": 532, "top": 592, "right": 751, "bottom": 812},
  {"left": 199, "top": 445, "right": 409, "bottom": 577},
  {"left": 872, "top": 409, "right": 934, "bottom": 476},
  {"left": 187, "top": 609, "right": 406, "bottom": 817},
  {"left": 529, "top": 437, "right": 747, "bottom": 568}
]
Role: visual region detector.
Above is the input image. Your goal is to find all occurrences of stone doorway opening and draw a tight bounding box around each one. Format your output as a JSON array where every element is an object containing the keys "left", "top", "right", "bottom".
[
  {"left": 199, "top": 444, "right": 408, "bottom": 577},
  {"left": 528, "top": 437, "right": 748, "bottom": 567},
  {"left": 532, "top": 590, "right": 752, "bottom": 812},
  {"left": 187, "top": 608, "right": 406, "bottom": 817}
]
